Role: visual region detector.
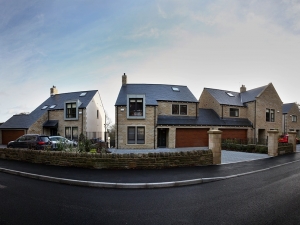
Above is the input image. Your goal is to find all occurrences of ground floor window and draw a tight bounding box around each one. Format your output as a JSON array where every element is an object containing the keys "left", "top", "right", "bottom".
[
  {"left": 65, "top": 127, "right": 78, "bottom": 140},
  {"left": 127, "top": 126, "right": 145, "bottom": 144}
]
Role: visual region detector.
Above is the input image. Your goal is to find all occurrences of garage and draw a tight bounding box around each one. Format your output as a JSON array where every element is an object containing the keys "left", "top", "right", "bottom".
[
  {"left": 176, "top": 128, "right": 209, "bottom": 148},
  {"left": 2, "top": 130, "right": 25, "bottom": 145},
  {"left": 219, "top": 129, "right": 248, "bottom": 141}
]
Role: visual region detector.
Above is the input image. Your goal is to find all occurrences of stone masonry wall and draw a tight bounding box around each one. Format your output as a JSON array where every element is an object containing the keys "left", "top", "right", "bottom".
[
  {"left": 27, "top": 113, "right": 48, "bottom": 134},
  {"left": 0, "top": 148, "right": 213, "bottom": 169},
  {"left": 255, "top": 84, "right": 283, "bottom": 136},
  {"left": 199, "top": 89, "right": 222, "bottom": 116},
  {"left": 284, "top": 103, "right": 300, "bottom": 134},
  {"left": 116, "top": 106, "right": 156, "bottom": 149},
  {"left": 157, "top": 102, "right": 197, "bottom": 116},
  {"left": 222, "top": 105, "right": 247, "bottom": 118}
]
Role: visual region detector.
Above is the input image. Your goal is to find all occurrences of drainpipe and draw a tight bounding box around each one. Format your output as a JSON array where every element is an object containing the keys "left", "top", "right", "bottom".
[
  {"left": 254, "top": 100, "right": 257, "bottom": 143},
  {"left": 154, "top": 106, "right": 156, "bottom": 149},
  {"left": 116, "top": 106, "right": 119, "bottom": 149}
]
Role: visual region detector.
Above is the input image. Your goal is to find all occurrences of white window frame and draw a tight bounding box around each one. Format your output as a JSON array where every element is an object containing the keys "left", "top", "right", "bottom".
[{"left": 292, "top": 115, "right": 297, "bottom": 122}]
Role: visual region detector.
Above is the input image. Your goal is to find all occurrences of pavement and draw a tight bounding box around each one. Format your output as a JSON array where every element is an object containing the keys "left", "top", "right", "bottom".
[{"left": 0, "top": 145, "right": 300, "bottom": 189}]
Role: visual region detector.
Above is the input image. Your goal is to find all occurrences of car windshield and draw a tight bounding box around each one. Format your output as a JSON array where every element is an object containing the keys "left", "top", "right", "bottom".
[{"left": 40, "top": 136, "right": 49, "bottom": 142}]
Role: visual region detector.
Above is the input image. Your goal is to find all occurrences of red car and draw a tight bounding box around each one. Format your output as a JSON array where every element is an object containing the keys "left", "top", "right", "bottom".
[{"left": 278, "top": 135, "right": 288, "bottom": 143}]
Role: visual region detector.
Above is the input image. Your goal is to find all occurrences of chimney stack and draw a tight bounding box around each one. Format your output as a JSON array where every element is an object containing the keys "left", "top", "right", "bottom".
[
  {"left": 240, "top": 85, "right": 246, "bottom": 93},
  {"left": 50, "top": 85, "right": 58, "bottom": 96},
  {"left": 122, "top": 73, "right": 127, "bottom": 85}
]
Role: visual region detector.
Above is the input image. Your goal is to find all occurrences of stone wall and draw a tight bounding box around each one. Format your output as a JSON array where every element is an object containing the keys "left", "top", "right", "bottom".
[
  {"left": 157, "top": 101, "right": 197, "bottom": 116},
  {"left": 199, "top": 89, "right": 222, "bottom": 116},
  {"left": 0, "top": 148, "right": 213, "bottom": 169}
]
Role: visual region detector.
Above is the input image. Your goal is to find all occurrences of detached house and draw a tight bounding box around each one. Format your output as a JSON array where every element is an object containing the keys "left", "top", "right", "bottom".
[
  {"left": 282, "top": 103, "right": 300, "bottom": 136},
  {"left": 0, "top": 86, "right": 106, "bottom": 145},
  {"left": 115, "top": 74, "right": 252, "bottom": 149},
  {"left": 199, "top": 83, "right": 283, "bottom": 142}
]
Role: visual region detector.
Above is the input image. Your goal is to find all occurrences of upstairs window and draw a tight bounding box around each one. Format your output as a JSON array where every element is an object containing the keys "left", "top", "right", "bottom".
[
  {"left": 266, "top": 108, "right": 275, "bottom": 122},
  {"left": 230, "top": 108, "right": 239, "bottom": 117},
  {"left": 292, "top": 115, "right": 297, "bottom": 122},
  {"left": 127, "top": 95, "right": 145, "bottom": 119},
  {"left": 64, "top": 100, "right": 80, "bottom": 120},
  {"left": 172, "top": 104, "right": 187, "bottom": 115}
]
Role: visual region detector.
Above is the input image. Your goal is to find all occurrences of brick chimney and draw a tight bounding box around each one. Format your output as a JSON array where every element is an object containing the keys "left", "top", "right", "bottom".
[
  {"left": 50, "top": 85, "right": 58, "bottom": 96},
  {"left": 122, "top": 73, "right": 127, "bottom": 85},
  {"left": 240, "top": 85, "right": 246, "bottom": 93}
]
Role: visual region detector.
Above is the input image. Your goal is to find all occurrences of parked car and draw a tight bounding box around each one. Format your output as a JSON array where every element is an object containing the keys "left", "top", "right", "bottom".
[
  {"left": 49, "top": 136, "right": 77, "bottom": 149},
  {"left": 278, "top": 134, "right": 288, "bottom": 143},
  {"left": 7, "top": 134, "right": 52, "bottom": 150}
]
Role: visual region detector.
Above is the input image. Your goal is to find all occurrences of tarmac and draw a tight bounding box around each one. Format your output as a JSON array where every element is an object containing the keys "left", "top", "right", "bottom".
[{"left": 0, "top": 145, "right": 300, "bottom": 189}]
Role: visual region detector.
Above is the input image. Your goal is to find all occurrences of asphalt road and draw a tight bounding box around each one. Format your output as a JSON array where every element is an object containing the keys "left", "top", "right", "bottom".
[{"left": 1, "top": 159, "right": 300, "bottom": 225}]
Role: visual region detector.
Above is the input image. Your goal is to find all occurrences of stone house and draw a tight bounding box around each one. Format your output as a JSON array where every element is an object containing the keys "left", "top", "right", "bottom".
[
  {"left": 199, "top": 83, "right": 283, "bottom": 142},
  {"left": 115, "top": 74, "right": 252, "bottom": 149},
  {"left": 282, "top": 103, "right": 300, "bottom": 137},
  {"left": 0, "top": 86, "right": 106, "bottom": 145}
]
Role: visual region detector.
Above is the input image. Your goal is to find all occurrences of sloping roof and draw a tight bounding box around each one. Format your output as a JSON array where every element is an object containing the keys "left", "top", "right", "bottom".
[
  {"left": 282, "top": 103, "right": 295, "bottom": 114},
  {"left": 115, "top": 84, "right": 198, "bottom": 106},
  {"left": 204, "top": 85, "right": 267, "bottom": 106},
  {"left": 157, "top": 109, "right": 252, "bottom": 127},
  {"left": 0, "top": 90, "right": 98, "bottom": 129}
]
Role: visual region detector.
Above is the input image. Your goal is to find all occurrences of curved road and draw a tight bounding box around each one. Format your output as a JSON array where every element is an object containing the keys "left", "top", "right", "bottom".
[{"left": 1, "top": 159, "right": 300, "bottom": 225}]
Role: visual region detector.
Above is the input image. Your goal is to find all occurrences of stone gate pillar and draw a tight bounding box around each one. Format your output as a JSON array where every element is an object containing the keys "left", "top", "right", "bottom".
[
  {"left": 288, "top": 131, "right": 297, "bottom": 153},
  {"left": 208, "top": 129, "right": 222, "bottom": 165},
  {"left": 267, "top": 130, "right": 279, "bottom": 156}
]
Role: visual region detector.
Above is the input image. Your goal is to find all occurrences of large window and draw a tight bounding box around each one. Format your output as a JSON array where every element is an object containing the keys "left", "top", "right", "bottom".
[
  {"left": 65, "top": 127, "right": 78, "bottom": 140},
  {"left": 266, "top": 108, "right": 275, "bottom": 122},
  {"left": 172, "top": 104, "right": 187, "bottom": 115},
  {"left": 129, "top": 98, "right": 143, "bottom": 116},
  {"left": 127, "top": 126, "right": 145, "bottom": 144},
  {"left": 230, "top": 108, "right": 239, "bottom": 117},
  {"left": 65, "top": 100, "right": 80, "bottom": 120},
  {"left": 127, "top": 95, "right": 145, "bottom": 119}
]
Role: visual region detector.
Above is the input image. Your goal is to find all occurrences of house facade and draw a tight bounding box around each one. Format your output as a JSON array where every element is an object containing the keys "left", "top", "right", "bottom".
[
  {"left": 115, "top": 74, "right": 252, "bottom": 149},
  {"left": 199, "top": 83, "right": 283, "bottom": 142},
  {"left": 0, "top": 86, "right": 106, "bottom": 145},
  {"left": 282, "top": 103, "right": 300, "bottom": 136}
]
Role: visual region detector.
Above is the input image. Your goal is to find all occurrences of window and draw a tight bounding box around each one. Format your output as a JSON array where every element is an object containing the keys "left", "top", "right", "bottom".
[
  {"left": 172, "top": 87, "right": 180, "bottom": 92},
  {"left": 127, "top": 95, "right": 145, "bottom": 119},
  {"left": 65, "top": 127, "right": 78, "bottom": 140},
  {"left": 172, "top": 104, "right": 187, "bottom": 115},
  {"left": 292, "top": 115, "right": 297, "bottom": 122},
  {"left": 127, "top": 126, "right": 145, "bottom": 144},
  {"left": 42, "top": 106, "right": 48, "bottom": 110},
  {"left": 50, "top": 105, "right": 56, "bottom": 109},
  {"left": 65, "top": 101, "right": 80, "bottom": 120},
  {"left": 226, "top": 92, "right": 234, "bottom": 97},
  {"left": 266, "top": 108, "right": 275, "bottom": 122},
  {"left": 230, "top": 108, "right": 239, "bottom": 117},
  {"left": 79, "top": 92, "right": 87, "bottom": 97},
  {"left": 129, "top": 98, "right": 143, "bottom": 116}
]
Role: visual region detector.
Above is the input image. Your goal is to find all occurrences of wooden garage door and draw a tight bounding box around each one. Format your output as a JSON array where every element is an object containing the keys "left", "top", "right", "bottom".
[
  {"left": 2, "top": 130, "right": 25, "bottom": 145},
  {"left": 220, "top": 129, "right": 247, "bottom": 140},
  {"left": 176, "top": 128, "right": 209, "bottom": 148}
]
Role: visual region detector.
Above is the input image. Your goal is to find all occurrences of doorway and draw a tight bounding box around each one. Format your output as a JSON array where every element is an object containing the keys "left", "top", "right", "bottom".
[{"left": 157, "top": 128, "right": 167, "bottom": 148}]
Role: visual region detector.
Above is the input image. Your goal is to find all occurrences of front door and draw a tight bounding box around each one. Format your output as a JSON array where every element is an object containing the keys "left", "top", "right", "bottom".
[{"left": 157, "top": 128, "right": 167, "bottom": 148}]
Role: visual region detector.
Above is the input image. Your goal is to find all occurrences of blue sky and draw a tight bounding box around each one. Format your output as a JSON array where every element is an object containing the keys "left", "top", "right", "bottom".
[{"left": 1, "top": 0, "right": 300, "bottom": 123}]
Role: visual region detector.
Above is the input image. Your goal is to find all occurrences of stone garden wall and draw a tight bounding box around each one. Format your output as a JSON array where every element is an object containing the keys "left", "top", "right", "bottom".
[{"left": 0, "top": 148, "right": 213, "bottom": 169}]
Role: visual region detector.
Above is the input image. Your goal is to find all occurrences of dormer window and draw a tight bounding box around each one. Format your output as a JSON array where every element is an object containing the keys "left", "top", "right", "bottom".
[
  {"left": 64, "top": 100, "right": 80, "bottom": 120},
  {"left": 127, "top": 94, "right": 145, "bottom": 119}
]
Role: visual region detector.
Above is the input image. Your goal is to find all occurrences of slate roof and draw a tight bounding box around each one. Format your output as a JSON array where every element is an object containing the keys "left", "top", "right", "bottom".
[
  {"left": 282, "top": 103, "right": 295, "bottom": 114},
  {"left": 115, "top": 84, "right": 198, "bottom": 106},
  {"left": 0, "top": 90, "right": 98, "bottom": 129},
  {"left": 204, "top": 85, "right": 268, "bottom": 106},
  {"left": 157, "top": 109, "right": 252, "bottom": 127}
]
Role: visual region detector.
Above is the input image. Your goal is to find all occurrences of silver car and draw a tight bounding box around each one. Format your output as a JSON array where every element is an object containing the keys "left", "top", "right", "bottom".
[{"left": 49, "top": 136, "right": 77, "bottom": 149}]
